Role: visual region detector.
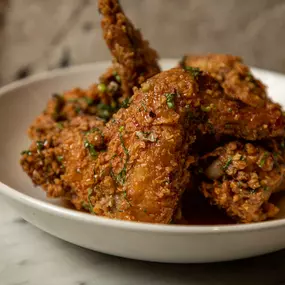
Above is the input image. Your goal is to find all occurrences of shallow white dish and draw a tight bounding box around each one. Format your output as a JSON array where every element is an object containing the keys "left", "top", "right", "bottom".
[{"left": 0, "top": 59, "right": 285, "bottom": 263}]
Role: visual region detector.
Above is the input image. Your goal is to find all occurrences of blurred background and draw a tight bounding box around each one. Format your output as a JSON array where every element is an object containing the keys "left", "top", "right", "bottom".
[{"left": 0, "top": 0, "right": 285, "bottom": 86}]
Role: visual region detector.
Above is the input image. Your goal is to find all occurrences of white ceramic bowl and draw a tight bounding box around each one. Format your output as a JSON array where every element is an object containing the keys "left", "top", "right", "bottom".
[{"left": 0, "top": 59, "right": 285, "bottom": 263}]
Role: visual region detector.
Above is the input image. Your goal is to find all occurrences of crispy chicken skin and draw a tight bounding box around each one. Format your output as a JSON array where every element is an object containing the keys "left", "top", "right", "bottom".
[
  {"left": 181, "top": 54, "right": 267, "bottom": 107},
  {"left": 29, "top": 0, "right": 161, "bottom": 141},
  {"left": 22, "top": 68, "right": 199, "bottom": 223},
  {"left": 99, "top": 0, "right": 161, "bottom": 98},
  {"left": 199, "top": 141, "right": 285, "bottom": 223},
  {"left": 21, "top": 68, "right": 285, "bottom": 223},
  {"left": 21, "top": 116, "right": 106, "bottom": 198},
  {"left": 28, "top": 70, "right": 123, "bottom": 141}
]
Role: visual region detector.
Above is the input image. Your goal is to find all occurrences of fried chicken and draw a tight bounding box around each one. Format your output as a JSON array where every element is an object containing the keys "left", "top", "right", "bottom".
[
  {"left": 199, "top": 141, "right": 285, "bottom": 223},
  {"left": 21, "top": 66, "right": 285, "bottom": 223},
  {"left": 99, "top": 0, "right": 161, "bottom": 98},
  {"left": 29, "top": 0, "right": 160, "bottom": 141},
  {"left": 180, "top": 54, "right": 267, "bottom": 107},
  {"left": 21, "top": 116, "right": 106, "bottom": 198}
]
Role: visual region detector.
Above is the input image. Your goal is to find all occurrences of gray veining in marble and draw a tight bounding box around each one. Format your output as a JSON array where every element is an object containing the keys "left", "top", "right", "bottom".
[
  {"left": 0, "top": 197, "right": 285, "bottom": 285},
  {"left": 1, "top": 0, "right": 285, "bottom": 86}
]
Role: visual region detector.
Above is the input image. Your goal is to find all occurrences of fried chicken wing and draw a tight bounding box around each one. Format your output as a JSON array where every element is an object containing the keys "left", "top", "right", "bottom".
[
  {"left": 21, "top": 66, "right": 285, "bottom": 223},
  {"left": 199, "top": 141, "right": 285, "bottom": 223},
  {"left": 99, "top": 0, "right": 161, "bottom": 98},
  {"left": 21, "top": 116, "right": 106, "bottom": 198},
  {"left": 180, "top": 54, "right": 266, "bottom": 107}
]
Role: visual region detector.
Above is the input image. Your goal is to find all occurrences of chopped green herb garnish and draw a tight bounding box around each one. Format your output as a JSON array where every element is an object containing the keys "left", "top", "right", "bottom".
[
  {"left": 87, "top": 188, "right": 95, "bottom": 214},
  {"left": 141, "top": 83, "right": 150, "bottom": 92},
  {"left": 21, "top": 150, "right": 32, "bottom": 156},
  {"left": 122, "top": 190, "right": 132, "bottom": 206},
  {"left": 228, "top": 108, "right": 233, "bottom": 112},
  {"left": 121, "top": 97, "right": 130, "bottom": 108},
  {"left": 240, "top": 155, "right": 246, "bottom": 161},
  {"left": 36, "top": 141, "right": 45, "bottom": 152},
  {"left": 139, "top": 101, "right": 147, "bottom": 112},
  {"left": 98, "top": 83, "right": 107, "bottom": 93},
  {"left": 164, "top": 93, "right": 176, "bottom": 109},
  {"left": 185, "top": 66, "right": 201, "bottom": 78},
  {"left": 247, "top": 72, "right": 255, "bottom": 82},
  {"left": 259, "top": 152, "right": 269, "bottom": 167},
  {"left": 201, "top": 105, "right": 212, "bottom": 112},
  {"left": 281, "top": 141, "right": 285, "bottom": 150},
  {"left": 84, "top": 140, "right": 98, "bottom": 158},
  {"left": 143, "top": 208, "right": 147, "bottom": 213},
  {"left": 56, "top": 122, "right": 64, "bottom": 129},
  {"left": 225, "top": 124, "right": 232, "bottom": 129},
  {"left": 119, "top": 126, "right": 124, "bottom": 132},
  {"left": 84, "top": 97, "right": 94, "bottom": 106},
  {"left": 263, "top": 186, "right": 269, "bottom": 191},
  {"left": 223, "top": 157, "right": 232, "bottom": 170},
  {"left": 82, "top": 202, "right": 89, "bottom": 211},
  {"left": 113, "top": 71, "right": 121, "bottom": 83},
  {"left": 56, "top": 156, "right": 64, "bottom": 162},
  {"left": 85, "top": 127, "right": 104, "bottom": 139},
  {"left": 75, "top": 106, "right": 81, "bottom": 114},
  {"left": 96, "top": 103, "right": 116, "bottom": 120}
]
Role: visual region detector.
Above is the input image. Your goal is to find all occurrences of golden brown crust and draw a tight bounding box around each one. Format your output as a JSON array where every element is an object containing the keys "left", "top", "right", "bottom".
[
  {"left": 199, "top": 141, "right": 285, "bottom": 223},
  {"left": 99, "top": 0, "right": 161, "bottom": 98},
  {"left": 181, "top": 54, "right": 267, "bottom": 107}
]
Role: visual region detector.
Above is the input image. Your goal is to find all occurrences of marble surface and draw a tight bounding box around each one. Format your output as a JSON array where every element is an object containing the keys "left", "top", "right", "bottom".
[
  {"left": 1, "top": 0, "right": 285, "bottom": 86},
  {"left": 0, "top": 198, "right": 285, "bottom": 285}
]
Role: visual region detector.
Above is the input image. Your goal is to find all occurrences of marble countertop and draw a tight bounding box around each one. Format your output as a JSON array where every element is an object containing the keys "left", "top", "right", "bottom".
[{"left": 1, "top": 198, "right": 285, "bottom": 285}]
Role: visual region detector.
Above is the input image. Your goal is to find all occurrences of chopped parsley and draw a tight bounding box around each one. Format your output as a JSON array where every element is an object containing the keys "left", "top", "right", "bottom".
[
  {"left": 164, "top": 93, "right": 176, "bottom": 109},
  {"left": 56, "top": 156, "right": 64, "bottom": 162},
  {"left": 84, "top": 97, "right": 94, "bottom": 106},
  {"left": 240, "top": 155, "right": 246, "bottom": 161},
  {"left": 113, "top": 71, "right": 121, "bottom": 83},
  {"left": 259, "top": 152, "right": 269, "bottom": 167},
  {"left": 87, "top": 188, "right": 95, "bottom": 214},
  {"left": 201, "top": 105, "right": 212, "bottom": 112},
  {"left": 84, "top": 140, "right": 98, "bottom": 158},
  {"left": 98, "top": 83, "right": 107, "bottom": 93},
  {"left": 21, "top": 150, "right": 32, "bottom": 156},
  {"left": 75, "top": 106, "right": 82, "bottom": 114},
  {"left": 56, "top": 122, "right": 64, "bottom": 129},
  {"left": 185, "top": 66, "right": 201, "bottom": 78},
  {"left": 223, "top": 157, "right": 232, "bottom": 170},
  {"left": 96, "top": 103, "right": 116, "bottom": 120},
  {"left": 141, "top": 83, "right": 150, "bottom": 92},
  {"left": 85, "top": 127, "right": 104, "bottom": 140},
  {"left": 36, "top": 140, "right": 45, "bottom": 152},
  {"left": 121, "top": 97, "right": 130, "bottom": 108},
  {"left": 123, "top": 190, "right": 132, "bottom": 206},
  {"left": 246, "top": 72, "right": 255, "bottom": 83}
]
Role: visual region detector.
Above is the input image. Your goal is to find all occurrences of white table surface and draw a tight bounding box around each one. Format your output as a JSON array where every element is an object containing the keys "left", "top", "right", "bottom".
[{"left": 1, "top": 197, "right": 285, "bottom": 285}]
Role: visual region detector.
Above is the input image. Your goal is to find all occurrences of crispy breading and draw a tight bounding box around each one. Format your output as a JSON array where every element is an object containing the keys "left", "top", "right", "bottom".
[{"left": 199, "top": 141, "right": 285, "bottom": 223}]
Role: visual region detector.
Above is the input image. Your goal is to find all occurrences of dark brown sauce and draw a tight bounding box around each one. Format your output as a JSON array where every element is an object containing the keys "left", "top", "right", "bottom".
[{"left": 179, "top": 190, "right": 235, "bottom": 225}]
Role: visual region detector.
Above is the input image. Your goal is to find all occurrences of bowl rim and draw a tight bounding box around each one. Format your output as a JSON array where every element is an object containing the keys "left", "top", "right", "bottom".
[{"left": 1, "top": 59, "right": 285, "bottom": 235}]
